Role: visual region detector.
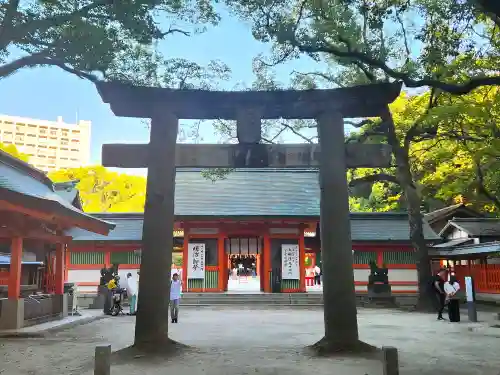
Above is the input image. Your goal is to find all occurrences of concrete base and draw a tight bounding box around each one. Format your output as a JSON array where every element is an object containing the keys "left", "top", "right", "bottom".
[
  {"left": 54, "top": 294, "right": 69, "bottom": 318},
  {"left": 0, "top": 298, "right": 24, "bottom": 330}
]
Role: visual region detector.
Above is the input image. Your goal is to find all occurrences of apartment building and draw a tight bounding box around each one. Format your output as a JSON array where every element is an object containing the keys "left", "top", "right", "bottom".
[{"left": 0, "top": 114, "right": 91, "bottom": 172}]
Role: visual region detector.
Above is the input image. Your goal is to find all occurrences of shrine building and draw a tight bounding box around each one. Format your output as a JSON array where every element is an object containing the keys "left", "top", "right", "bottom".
[
  {"left": 65, "top": 168, "right": 440, "bottom": 295},
  {"left": 0, "top": 150, "right": 114, "bottom": 330}
]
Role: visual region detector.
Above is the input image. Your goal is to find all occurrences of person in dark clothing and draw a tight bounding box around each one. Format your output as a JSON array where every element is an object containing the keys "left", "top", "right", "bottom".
[{"left": 430, "top": 269, "right": 447, "bottom": 320}]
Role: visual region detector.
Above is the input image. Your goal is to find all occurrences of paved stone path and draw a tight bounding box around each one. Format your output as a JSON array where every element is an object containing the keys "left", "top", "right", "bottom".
[{"left": 1, "top": 307, "right": 500, "bottom": 375}]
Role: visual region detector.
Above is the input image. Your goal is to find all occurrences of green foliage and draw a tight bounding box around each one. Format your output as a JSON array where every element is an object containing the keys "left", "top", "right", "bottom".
[
  {"left": 0, "top": 0, "right": 221, "bottom": 82},
  {"left": 49, "top": 166, "right": 147, "bottom": 212},
  {"left": 0, "top": 141, "right": 30, "bottom": 162},
  {"left": 227, "top": 0, "right": 499, "bottom": 93}
]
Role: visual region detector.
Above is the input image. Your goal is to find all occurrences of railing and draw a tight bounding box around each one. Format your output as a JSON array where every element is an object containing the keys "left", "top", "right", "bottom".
[
  {"left": 0, "top": 271, "right": 8, "bottom": 285},
  {"left": 454, "top": 265, "right": 500, "bottom": 294}
]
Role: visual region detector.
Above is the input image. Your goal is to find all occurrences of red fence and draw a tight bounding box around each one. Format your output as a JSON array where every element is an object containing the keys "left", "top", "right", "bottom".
[{"left": 454, "top": 264, "right": 500, "bottom": 294}]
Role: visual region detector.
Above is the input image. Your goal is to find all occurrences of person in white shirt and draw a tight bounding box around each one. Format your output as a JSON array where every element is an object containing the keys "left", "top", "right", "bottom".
[
  {"left": 125, "top": 273, "right": 138, "bottom": 316},
  {"left": 170, "top": 273, "right": 182, "bottom": 323},
  {"left": 314, "top": 264, "right": 321, "bottom": 285},
  {"left": 444, "top": 275, "right": 461, "bottom": 322}
]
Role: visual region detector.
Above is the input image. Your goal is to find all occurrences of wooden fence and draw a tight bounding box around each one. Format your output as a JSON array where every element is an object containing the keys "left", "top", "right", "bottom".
[{"left": 454, "top": 264, "right": 500, "bottom": 294}]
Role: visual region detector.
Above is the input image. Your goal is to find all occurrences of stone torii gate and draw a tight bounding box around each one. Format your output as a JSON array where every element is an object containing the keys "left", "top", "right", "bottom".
[{"left": 95, "top": 81, "right": 401, "bottom": 351}]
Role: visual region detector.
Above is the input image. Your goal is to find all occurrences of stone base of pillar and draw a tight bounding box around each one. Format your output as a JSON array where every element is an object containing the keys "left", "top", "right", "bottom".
[
  {"left": 0, "top": 298, "right": 25, "bottom": 330},
  {"left": 54, "top": 294, "right": 69, "bottom": 318}
]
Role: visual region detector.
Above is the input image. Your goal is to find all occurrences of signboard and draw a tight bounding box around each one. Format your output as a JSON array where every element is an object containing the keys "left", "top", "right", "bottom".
[
  {"left": 281, "top": 244, "right": 300, "bottom": 280},
  {"left": 188, "top": 243, "right": 205, "bottom": 279},
  {"left": 465, "top": 276, "right": 475, "bottom": 302}
]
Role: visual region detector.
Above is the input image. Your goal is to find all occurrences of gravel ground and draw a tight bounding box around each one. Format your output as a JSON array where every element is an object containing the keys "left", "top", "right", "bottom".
[{"left": 1, "top": 307, "right": 499, "bottom": 375}]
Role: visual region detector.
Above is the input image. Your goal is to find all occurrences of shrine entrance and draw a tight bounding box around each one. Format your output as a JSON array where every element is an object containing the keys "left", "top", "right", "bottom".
[
  {"left": 226, "top": 237, "right": 263, "bottom": 293},
  {"left": 95, "top": 80, "right": 401, "bottom": 347}
]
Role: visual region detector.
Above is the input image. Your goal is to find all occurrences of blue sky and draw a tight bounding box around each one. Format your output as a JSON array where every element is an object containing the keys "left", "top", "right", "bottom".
[{"left": 0, "top": 7, "right": 320, "bottom": 167}]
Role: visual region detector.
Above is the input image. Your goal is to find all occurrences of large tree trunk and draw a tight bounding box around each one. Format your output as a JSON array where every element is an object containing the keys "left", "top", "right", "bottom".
[
  {"left": 382, "top": 108, "right": 434, "bottom": 311},
  {"left": 134, "top": 112, "right": 179, "bottom": 349},
  {"left": 314, "top": 112, "right": 373, "bottom": 354}
]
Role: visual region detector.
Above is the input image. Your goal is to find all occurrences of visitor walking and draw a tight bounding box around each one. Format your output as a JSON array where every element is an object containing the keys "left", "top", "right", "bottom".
[
  {"left": 125, "top": 272, "right": 138, "bottom": 316},
  {"left": 444, "top": 275, "right": 461, "bottom": 322},
  {"left": 170, "top": 273, "right": 182, "bottom": 323},
  {"left": 314, "top": 264, "right": 321, "bottom": 285},
  {"left": 430, "top": 268, "right": 447, "bottom": 320}
]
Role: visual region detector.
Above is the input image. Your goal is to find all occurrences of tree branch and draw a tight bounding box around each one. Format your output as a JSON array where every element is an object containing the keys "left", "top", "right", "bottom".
[
  {"left": 0, "top": 0, "right": 21, "bottom": 49},
  {"left": 278, "top": 121, "right": 315, "bottom": 143},
  {"left": 287, "top": 40, "right": 500, "bottom": 95},
  {"left": 349, "top": 173, "right": 399, "bottom": 187},
  {"left": 475, "top": 159, "right": 500, "bottom": 210},
  {"left": 0, "top": 53, "right": 98, "bottom": 81}
]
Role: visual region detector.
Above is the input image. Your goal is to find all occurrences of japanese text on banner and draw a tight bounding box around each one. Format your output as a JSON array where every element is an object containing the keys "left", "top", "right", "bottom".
[
  {"left": 188, "top": 243, "right": 205, "bottom": 279},
  {"left": 281, "top": 244, "right": 299, "bottom": 280}
]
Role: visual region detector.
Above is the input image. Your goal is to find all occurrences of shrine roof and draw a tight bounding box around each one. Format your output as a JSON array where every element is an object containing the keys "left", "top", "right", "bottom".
[
  {"left": 95, "top": 81, "right": 402, "bottom": 119},
  {"left": 0, "top": 150, "right": 115, "bottom": 235},
  {"left": 65, "top": 169, "right": 439, "bottom": 242}
]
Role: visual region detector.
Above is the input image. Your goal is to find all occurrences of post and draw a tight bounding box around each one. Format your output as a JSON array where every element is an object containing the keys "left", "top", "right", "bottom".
[
  {"left": 299, "top": 228, "right": 306, "bottom": 292},
  {"left": 94, "top": 345, "right": 111, "bottom": 375},
  {"left": 465, "top": 276, "right": 477, "bottom": 322},
  {"left": 134, "top": 112, "right": 179, "bottom": 347},
  {"left": 316, "top": 111, "right": 359, "bottom": 346},
  {"left": 263, "top": 231, "right": 271, "bottom": 293},
  {"left": 182, "top": 228, "right": 189, "bottom": 292},
  {"left": 55, "top": 242, "right": 65, "bottom": 295},
  {"left": 8, "top": 237, "right": 23, "bottom": 299},
  {"left": 217, "top": 232, "right": 226, "bottom": 292},
  {"left": 382, "top": 346, "right": 399, "bottom": 375}
]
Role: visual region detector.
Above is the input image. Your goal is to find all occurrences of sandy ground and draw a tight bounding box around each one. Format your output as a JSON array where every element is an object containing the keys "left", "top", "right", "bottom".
[{"left": 1, "top": 307, "right": 500, "bottom": 375}]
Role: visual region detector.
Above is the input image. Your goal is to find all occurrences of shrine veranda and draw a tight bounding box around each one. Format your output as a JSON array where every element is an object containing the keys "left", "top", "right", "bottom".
[{"left": 65, "top": 168, "right": 440, "bottom": 295}]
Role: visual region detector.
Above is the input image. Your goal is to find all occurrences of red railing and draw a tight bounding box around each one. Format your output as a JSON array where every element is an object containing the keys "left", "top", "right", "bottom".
[
  {"left": 0, "top": 271, "right": 8, "bottom": 285},
  {"left": 454, "top": 264, "right": 500, "bottom": 294}
]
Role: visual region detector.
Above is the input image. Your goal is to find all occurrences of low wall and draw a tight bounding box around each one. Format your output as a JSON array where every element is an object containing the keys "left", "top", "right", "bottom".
[{"left": 23, "top": 294, "right": 67, "bottom": 327}]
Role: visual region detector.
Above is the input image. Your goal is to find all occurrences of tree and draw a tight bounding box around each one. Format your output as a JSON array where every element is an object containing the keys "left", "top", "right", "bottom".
[
  {"left": 0, "top": 141, "right": 29, "bottom": 162},
  {"left": 0, "top": 0, "right": 219, "bottom": 82},
  {"left": 226, "top": 0, "right": 499, "bottom": 95},
  {"left": 49, "top": 166, "right": 147, "bottom": 212},
  {"left": 411, "top": 86, "right": 500, "bottom": 212}
]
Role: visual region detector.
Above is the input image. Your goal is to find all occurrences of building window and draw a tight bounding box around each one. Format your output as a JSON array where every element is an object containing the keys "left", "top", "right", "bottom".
[
  {"left": 61, "top": 140, "right": 68, "bottom": 145},
  {"left": 62, "top": 131, "right": 68, "bottom": 137}
]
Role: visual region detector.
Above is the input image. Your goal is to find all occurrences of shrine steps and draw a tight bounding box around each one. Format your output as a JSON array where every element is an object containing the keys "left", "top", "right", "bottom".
[{"left": 77, "top": 292, "right": 417, "bottom": 309}]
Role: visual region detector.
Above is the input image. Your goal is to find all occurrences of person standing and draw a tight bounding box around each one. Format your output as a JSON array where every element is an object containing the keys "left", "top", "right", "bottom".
[
  {"left": 431, "top": 268, "right": 447, "bottom": 320},
  {"left": 444, "top": 275, "right": 461, "bottom": 322},
  {"left": 125, "top": 273, "right": 138, "bottom": 316},
  {"left": 314, "top": 264, "right": 321, "bottom": 285},
  {"left": 170, "top": 273, "right": 182, "bottom": 323}
]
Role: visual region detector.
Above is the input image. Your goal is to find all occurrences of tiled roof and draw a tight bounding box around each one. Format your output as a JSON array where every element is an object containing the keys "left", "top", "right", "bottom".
[
  {"left": 429, "top": 241, "right": 500, "bottom": 257},
  {"left": 440, "top": 218, "right": 500, "bottom": 237},
  {"left": 66, "top": 169, "right": 440, "bottom": 242},
  {"left": 0, "top": 150, "right": 114, "bottom": 234},
  {"left": 424, "top": 204, "right": 481, "bottom": 223}
]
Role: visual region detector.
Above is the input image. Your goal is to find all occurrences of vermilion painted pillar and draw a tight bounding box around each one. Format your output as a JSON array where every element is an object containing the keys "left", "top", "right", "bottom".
[
  {"left": 217, "top": 232, "right": 226, "bottom": 292},
  {"left": 263, "top": 232, "right": 271, "bottom": 293},
  {"left": 8, "top": 237, "right": 23, "bottom": 299},
  {"left": 182, "top": 230, "right": 189, "bottom": 292},
  {"left": 299, "top": 229, "right": 306, "bottom": 292},
  {"left": 55, "top": 243, "right": 65, "bottom": 295}
]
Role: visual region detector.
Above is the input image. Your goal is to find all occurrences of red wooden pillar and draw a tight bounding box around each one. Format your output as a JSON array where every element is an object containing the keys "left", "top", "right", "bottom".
[
  {"left": 263, "top": 231, "right": 271, "bottom": 293},
  {"left": 377, "top": 250, "right": 384, "bottom": 265},
  {"left": 182, "top": 229, "right": 189, "bottom": 292},
  {"left": 64, "top": 248, "right": 70, "bottom": 281},
  {"left": 217, "top": 231, "right": 226, "bottom": 292},
  {"left": 8, "top": 237, "right": 23, "bottom": 299},
  {"left": 299, "top": 228, "right": 306, "bottom": 292},
  {"left": 55, "top": 242, "right": 65, "bottom": 295}
]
